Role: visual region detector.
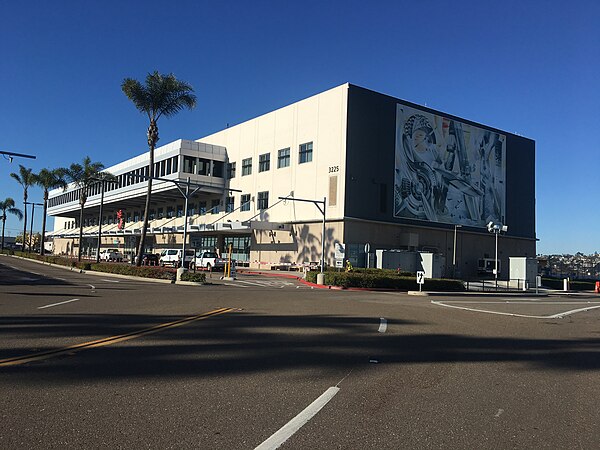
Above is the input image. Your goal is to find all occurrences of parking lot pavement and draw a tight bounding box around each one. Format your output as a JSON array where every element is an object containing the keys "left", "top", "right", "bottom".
[{"left": 2, "top": 256, "right": 600, "bottom": 449}]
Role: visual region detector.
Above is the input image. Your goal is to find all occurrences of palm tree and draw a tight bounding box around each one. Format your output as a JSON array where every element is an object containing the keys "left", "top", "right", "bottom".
[
  {"left": 62, "top": 157, "right": 106, "bottom": 262},
  {"left": 122, "top": 71, "right": 196, "bottom": 266},
  {"left": 34, "top": 168, "right": 67, "bottom": 255},
  {"left": 10, "top": 165, "right": 35, "bottom": 251},
  {"left": 0, "top": 198, "right": 23, "bottom": 250}
]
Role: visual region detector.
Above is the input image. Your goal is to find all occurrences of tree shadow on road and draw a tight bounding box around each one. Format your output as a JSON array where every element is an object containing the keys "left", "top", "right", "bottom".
[{"left": 1, "top": 311, "right": 600, "bottom": 384}]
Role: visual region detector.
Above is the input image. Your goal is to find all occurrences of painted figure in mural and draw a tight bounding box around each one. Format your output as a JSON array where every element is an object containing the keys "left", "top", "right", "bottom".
[{"left": 394, "top": 105, "right": 503, "bottom": 227}]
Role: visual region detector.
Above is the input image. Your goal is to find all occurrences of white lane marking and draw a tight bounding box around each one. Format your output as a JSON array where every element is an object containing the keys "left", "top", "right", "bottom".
[
  {"left": 101, "top": 279, "right": 120, "bottom": 283},
  {"left": 378, "top": 318, "right": 387, "bottom": 333},
  {"left": 549, "top": 305, "right": 600, "bottom": 319},
  {"left": 440, "top": 301, "right": 598, "bottom": 305},
  {"left": 88, "top": 284, "right": 96, "bottom": 290},
  {"left": 495, "top": 409, "right": 504, "bottom": 418},
  {"left": 255, "top": 386, "right": 340, "bottom": 450},
  {"left": 432, "top": 301, "right": 600, "bottom": 319},
  {"left": 38, "top": 298, "right": 80, "bottom": 309},
  {"left": 54, "top": 277, "right": 67, "bottom": 281}
]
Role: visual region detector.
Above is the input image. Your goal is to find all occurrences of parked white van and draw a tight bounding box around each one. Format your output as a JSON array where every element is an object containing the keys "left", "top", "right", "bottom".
[{"left": 158, "top": 249, "right": 195, "bottom": 267}]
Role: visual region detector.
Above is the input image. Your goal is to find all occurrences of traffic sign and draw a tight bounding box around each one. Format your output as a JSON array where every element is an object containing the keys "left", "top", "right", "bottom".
[{"left": 416, "top": 271, "right": 425, "bottom": 285}]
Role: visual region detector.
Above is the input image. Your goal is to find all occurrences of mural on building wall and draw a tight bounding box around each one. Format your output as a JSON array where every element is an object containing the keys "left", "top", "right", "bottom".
[{"left": 394, "top": 104, "right": 506, "bottom": 228}]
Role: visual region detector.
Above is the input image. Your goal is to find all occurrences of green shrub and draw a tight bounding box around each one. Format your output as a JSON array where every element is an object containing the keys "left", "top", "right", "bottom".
[
  {"left": 305, "top": 270, "right": 464, "bottom": 291},
  {"left": 179, "top": 271, "right": 207, "bottom": 283},
  {"left": 90, "top": 263, "right": 175, "bottom": 280}
]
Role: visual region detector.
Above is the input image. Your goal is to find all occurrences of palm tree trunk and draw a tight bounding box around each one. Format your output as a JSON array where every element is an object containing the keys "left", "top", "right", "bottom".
[
  {"left": 136, "top": 121, "right": 157, "bottom": 266},
  {"left": 22, "top": 195, "right": 28, "bottom": 252},
  {"left": 78, "top": 203, "right": 84, "bottom": 262},
  {"left": 40, "top": 193, "right": 48, "bottom": 256},
  {"left": 136, "top": 149, "right": 153, "bottom": 266},
  {"left": 1, "top": 215, "right": 5, "bottom": 250}
]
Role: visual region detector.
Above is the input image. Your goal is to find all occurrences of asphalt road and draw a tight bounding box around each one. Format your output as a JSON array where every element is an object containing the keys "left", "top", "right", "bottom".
[{"left": 1, "top": 255, "right": 599, "bottom": 449}]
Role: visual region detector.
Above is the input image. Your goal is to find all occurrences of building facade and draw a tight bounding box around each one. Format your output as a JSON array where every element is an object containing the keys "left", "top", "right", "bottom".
[{"left": 48, "top": 83, "right": 536, "bottom": 277}]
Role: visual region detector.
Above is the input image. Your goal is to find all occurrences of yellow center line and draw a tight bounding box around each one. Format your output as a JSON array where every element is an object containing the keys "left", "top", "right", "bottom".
[{"left": 0, "top": 307, "right": 235, "bottom": 367}]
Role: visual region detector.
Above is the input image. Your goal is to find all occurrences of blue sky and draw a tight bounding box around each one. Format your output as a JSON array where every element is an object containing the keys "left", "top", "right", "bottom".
[{"left": 1, "top": 0, "right": 598, "bottom": 255}]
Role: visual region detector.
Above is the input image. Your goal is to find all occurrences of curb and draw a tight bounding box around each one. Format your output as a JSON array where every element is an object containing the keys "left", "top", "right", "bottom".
[
  {"left": 175, "top": 280, "right": 205, "bottom": 286},
  {"left": 6, "top": 255, "right": 175, "bottom": 284}
]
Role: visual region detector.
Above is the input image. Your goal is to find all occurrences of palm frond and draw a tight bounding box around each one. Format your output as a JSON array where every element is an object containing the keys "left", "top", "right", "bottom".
[{"left": 122, "top": 71, "right": 196, "bottom": 121}]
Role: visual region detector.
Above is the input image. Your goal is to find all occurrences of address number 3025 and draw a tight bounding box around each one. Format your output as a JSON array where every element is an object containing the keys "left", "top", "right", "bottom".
[{"left": 328, "top": 166, "right": 339, "bottom": 173}]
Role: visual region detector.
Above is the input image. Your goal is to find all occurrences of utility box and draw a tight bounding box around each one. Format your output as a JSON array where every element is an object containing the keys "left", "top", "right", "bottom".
[
  {"left": 417, "top": 252, "right": 445, "bottom": 279},
  {"left": 509, "top": 257, "right": 538, "bottom": 285},
  {"left": 376, "top": 250, "right": 418, "bottom": 272},
  {"left": 375, "top": 250, "right": 444, "bottom": 278}
]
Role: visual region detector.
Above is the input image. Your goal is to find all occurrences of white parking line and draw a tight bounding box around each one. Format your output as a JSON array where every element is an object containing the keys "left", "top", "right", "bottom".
[
  {"left": 38, "top": 299, "right": 80, "bottom": 309},
  {"left": 432, "top": 300, "right": 600, "bottom": 319},
  {"left": 102, "top": 279, "right": 120, "bottom": 283},
  {"left": 378, "top": 318, "right": 387, "bottom": 333},
  {"left": 255, "top": 386, "right": 340, "bottom": 450}
]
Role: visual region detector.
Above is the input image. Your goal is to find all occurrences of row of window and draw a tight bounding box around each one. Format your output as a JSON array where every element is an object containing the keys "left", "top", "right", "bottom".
[
  {"left": 64, "top": 191, "right": 272, "bottom": 229},
  {"left": 48, "top": 156, "right": 181, "bottom": 208},
  {"left": 230, "top": 142, "right": 313, "bottom": 178},
  {"left": 50, "top": 142, "right": 313, "bottom": 208}
]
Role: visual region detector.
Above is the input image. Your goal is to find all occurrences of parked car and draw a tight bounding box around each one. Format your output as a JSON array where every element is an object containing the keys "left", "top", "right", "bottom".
[
  {"left": 190, "top": 251, "right": 227, "bottom": 271},
  {"left": 99, "top": 248, "right": 124, "bottom": 262},
  {"left": 130, "top": 253, "right": 160, "bottom": 266},
  {"left": 159, "top": 249, "right": 195, "bottom": 267}
]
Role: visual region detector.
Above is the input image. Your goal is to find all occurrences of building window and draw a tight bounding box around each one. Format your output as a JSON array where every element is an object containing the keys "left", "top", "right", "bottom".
[
  {"left": 299, "top": 142, "right": 313, "bottom": 164},
  {"left": 134, "top": 211, "right": 140, "bottom": 222},
  {"left": 172, "top": 156, "right": 178, "bottom": 173},
  {"left": 167, "top": 207, "right": 174, "bottom": 218},
  {"left": 277, "top": 148, "right": 290, "bottom": 168},
  {"left": 226, "top": 196, "right": 234, "bottom": 213},
  {"left": 187, "top": 203, "right": 195, "bottom": 216},
  {"left": 213, "top": 161, "right": 224, "bottom": 178},
  {"left": 227, "top": 162, "right": 236, "bottom": 179},
  {"left": 240, "top": 194, "right": 251, "bottom": 212},
  {"left": 199, "top": 201, "right": 207, "bottom": 216},
  {"left": 242, "top": 158, "right": 252, "bottom": 176},
  {"left": 198, "top": 158, "right": 210, "bottom": 176},
  {"left": 183, "top": 156, "right": 196, "bottom": 174},
  {"left": 157, "top": 208, "right": 164, "bottom": 219},
  {"left": 210, "top": 199, "right": 220, "bottom": 214},
  {"left": 177, "top": 205, "right": 184, "bottom": 217},
  {"left": 149, "top": 210, "right": 155, "bottom": 220},
  {"left": 259, "top": 153, "right": 270, "bottom": 172},
  {"left": 165, "top": 159, "right": 172, "bottom": 175},
  {"left": 257, "top": 191, "right": 269, "bottom": 210}
]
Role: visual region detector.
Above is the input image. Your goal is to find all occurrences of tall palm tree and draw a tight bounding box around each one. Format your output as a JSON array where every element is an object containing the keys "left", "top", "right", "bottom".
[
  {"left": 10, "top": 165, "right": 35, "bottom": 251},
  {"left": 34, "top": 168, "right": 67, "bottom": 255},
  {"left": 62, "top": 157, "right": 106, "bottom": 262},
  {"left": 0, "top": 198, "right": 23, "bottom": 250},
  {"left": 122, "top": 71, "right": 196, "bottom": 266}
]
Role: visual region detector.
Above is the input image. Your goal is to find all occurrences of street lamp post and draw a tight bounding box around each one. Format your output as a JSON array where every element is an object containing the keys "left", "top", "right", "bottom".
[
  {"left": 487, "top": 221, "right": 508, "bottom": 289},
  {"left": 453, "top": 224, "right": 462, "bottom": 279},
  {"left": 24, "top": 201, "right": 43, "bottom": 253}
]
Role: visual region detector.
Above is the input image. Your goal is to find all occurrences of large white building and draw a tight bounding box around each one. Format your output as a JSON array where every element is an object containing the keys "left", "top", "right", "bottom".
[{"left": 48, "top": 83, "right": 536, "bottom": 277}]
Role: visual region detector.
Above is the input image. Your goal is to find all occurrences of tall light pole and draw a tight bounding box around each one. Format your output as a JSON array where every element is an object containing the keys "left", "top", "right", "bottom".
[
  {"left": 453, "top": 224, "right": 462, "bottom": 278},
  {"left": 92, "top": 174, "right": 116, "bottom": 263},
  {"left": 487, "top": 221, "right": 508, "bottom": 288}
]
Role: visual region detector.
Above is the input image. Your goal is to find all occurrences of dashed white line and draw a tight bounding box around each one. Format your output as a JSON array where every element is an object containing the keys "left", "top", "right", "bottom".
[
  {"left": 102, "top": 279, "right": 120, "bottom": 283},
  {"left": 378, "top": 318, "right": 387, "bottom": 333},
  {"left": 254, "top": 387, "right": 340, "bottom": 450},
  {"left": 38, "top": 299, "right": 80, "bottom": 309}
]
